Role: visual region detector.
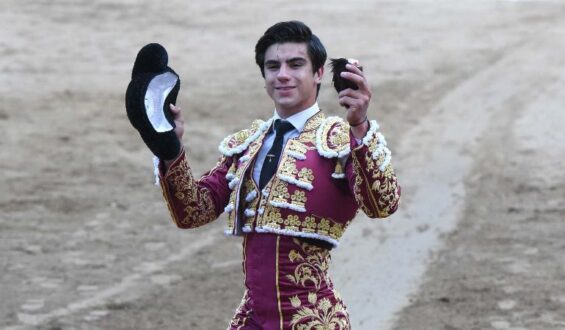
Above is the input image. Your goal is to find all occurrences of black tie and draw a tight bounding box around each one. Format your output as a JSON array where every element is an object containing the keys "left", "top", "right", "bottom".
[{"left": 259, "top": 119, "right": 295, "bottom": 189}]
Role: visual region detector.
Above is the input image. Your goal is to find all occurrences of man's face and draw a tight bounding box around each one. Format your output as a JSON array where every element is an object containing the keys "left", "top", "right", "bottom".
[{"left": 263, "top": 42, "right": 323, "bottom": 117}]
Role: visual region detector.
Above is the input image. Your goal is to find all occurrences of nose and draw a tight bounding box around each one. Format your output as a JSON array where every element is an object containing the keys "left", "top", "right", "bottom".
[{"left": 277, "top": 64, "right": 290, "bottom": 80}]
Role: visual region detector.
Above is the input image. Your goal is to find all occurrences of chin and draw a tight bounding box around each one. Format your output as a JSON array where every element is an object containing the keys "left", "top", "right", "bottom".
[
  {"left": 276, "top": 99, "right": 298, "bottom": 109},
  {"left": 275, "top": 98, "right": 295, "bottom": 107}
]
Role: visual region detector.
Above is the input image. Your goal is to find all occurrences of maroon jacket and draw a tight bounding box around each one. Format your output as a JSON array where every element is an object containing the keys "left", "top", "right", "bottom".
[{"left": 159, "top": 111, "right": 400, "bottom": 248}]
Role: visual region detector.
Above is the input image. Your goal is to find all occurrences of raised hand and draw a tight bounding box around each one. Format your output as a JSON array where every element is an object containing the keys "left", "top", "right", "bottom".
[
  {"left": 332, "top": 58, "right": 371, "bottom": 138},
  {"left": 168, "top": 104, "right": 185, "bottom": 141}
]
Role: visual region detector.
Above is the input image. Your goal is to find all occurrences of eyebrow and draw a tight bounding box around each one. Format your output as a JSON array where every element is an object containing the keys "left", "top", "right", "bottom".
[{"left": 265, "top": 57, "right": 307, "bottom": 65}]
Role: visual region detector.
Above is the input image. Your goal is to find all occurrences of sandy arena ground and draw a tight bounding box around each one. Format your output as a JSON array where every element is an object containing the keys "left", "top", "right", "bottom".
[{"left": 1, "top": 0, "right": 565, "bottom": 329}]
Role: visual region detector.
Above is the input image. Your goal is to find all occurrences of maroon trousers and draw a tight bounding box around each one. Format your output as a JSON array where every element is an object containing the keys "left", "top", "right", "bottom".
[{"left": 228, "top": 233, "right": 350, "bottom": 330}]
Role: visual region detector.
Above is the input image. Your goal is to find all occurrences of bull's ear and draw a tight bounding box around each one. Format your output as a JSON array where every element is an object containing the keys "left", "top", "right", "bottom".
[
  {"left": 329, "top": 58, "right": 361, "bottom": 93},
  {"left": 131, "top": 43, "right": 168, "bottom": 77}
]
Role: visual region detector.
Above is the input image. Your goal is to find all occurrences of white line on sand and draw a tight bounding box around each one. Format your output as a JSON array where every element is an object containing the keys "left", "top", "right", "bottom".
[
  {"left": 332, "top": 35, "right": 563, "bottom": 329},
  {"left": 7, "top": 234, "right": 217, "bottom": 330}
]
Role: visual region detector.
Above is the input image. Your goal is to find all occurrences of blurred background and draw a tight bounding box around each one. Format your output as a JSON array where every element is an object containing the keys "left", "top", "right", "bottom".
[{"left": 1, "top": 0, "right": 564, "bottom": 329}]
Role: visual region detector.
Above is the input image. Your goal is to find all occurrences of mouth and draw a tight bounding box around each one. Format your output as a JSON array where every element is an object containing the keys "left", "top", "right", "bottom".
[{"left": 275, "top": 86, "right": 295, "bottom": 91}]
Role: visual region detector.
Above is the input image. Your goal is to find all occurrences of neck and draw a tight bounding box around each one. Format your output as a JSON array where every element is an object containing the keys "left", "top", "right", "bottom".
[{"left": 275, "top": 101, "right": 317, "bottom": 119}]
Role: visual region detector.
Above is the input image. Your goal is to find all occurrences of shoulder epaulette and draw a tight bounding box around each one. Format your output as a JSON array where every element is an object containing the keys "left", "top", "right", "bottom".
[
  {"left": 218, "top": 118, "right": 273, "bottom": 156},
  {"left": 315, "top": 116, "right": 351, "bottom": 158}
]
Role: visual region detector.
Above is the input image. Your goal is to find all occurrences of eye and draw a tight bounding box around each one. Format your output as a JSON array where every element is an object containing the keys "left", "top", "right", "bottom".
[
  {"left": 265, "top": 62, "right": 280, "bottom": 70},
  {"left": 289, "top": 60, "right": 306, "bottom": 68}
]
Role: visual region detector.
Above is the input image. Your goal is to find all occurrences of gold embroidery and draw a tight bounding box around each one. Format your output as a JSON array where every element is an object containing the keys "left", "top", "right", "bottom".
[
  {"left": 295, "top": 112, "right": 323, "bottom": 146},
  {"left": 352, "top": 154, "right": 374, "bottom": 217},
  {"left": 317, "top": 117, "right": 350, "bottom": 157},
  {"left": 288, "top": 140, "right": 309, "bottom": 155},
  {"left": 227, "top": 162, "right": 236, "bottom": 177},
  {"left": 279, "top": 157, "right": 299, "bottom": 178},
  {"left": 163, "top": 156, "right": 217, "bottom": 228},
  {"left": 302, "top": 111, "right": 325, "bottom": 132},
  {"left": 226, "top": 187, "right": 238, "bottom": 230},
  {"left": 382, "top": 163, "right": 395, "bottom": 179},
  {"left": 298, "top": 130, "right": 316, "bottom": 143},
  {"left": 230, "top": 290, "right": 251, "bottom": 329},
  {"left": 286, "top": 236, "right": 350, "bottom": 329},
  {"left": 271, "top": 181, "right": 290, "bottom": 205},
  {"left": 241, "top": 179, "right": 258, "bottom": 227},
  {"left": 329, "top": 124, "right": 350, "bottom": 149},
  {"left": 233, "top": 130, "right": 251, "bottom": 144},
  {"left": 297, "top": 168, "right": 314, "bottom": 186},
  {"left": 263, "top": 208, "right": 283, "bottom": 228},
  {"left": 220, "top": 128, "right": 253, "bottom": 154},
  {"left": 260, "top": 203, "right": 347, "bottom": 244},
  {"left": 329, "top": 222, "right": 345, "bottom": 240},
  {"left": 284, "top": 214, "right": 302, "bottom": 231},
  {"left": 290, "top": 295, "right": 302, "bottom": 308},
  {"left": 334, "top": 161, "right": 344, "bottom": 176},
  {"left": 247, "top": 137, "right": 262, "bottom": 156},
  {"left": 286, "top": 238, "right": 330, "bottom": 290},
  {"left": 290, "top": 190, "right": 307, "bottom": 210},
  {"left": 250, "top": 119, "right": 262, "bottom": 131},
  {"left": 350, "top": 132, "right": 400, "bottom": 218},
  {"left": 317, "top": 218, "right": 330, "bottom": 235},
  {"left": 366, "top": 131, "right": 380, "bottom": 155},
  {"left": 278, "top": 157, "right": 315, "bottom": 190},
  {"left": 233, "top": 160, "right": 248, "bottom": 179},
  {"left": 289, "top": 292, "right": 349, "bottom": 330},
  {"left": 276, "top": 236, "right": 284, "bottom": 330},
  {"left": 219, "top": 119, "right": 265, "bottom": 156},
  {"left": 303, "top": 216, "right": 317, "bottom": 233},
  {"left": 243, "top": 178, "right": 257, "bottom": 202}
]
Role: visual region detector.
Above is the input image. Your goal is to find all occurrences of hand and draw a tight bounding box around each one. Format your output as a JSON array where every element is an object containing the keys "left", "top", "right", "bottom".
[
  {"left": 338, "top": 60, "right": 371, "bottom": 138},
  {"left": 169, "top": 104, "right": 185, "bottom": 141}
]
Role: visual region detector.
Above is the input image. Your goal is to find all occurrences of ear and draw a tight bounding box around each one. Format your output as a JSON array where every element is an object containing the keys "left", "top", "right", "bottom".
[{"left": 314, "top": 66, "right": 324, "bottom": 84}]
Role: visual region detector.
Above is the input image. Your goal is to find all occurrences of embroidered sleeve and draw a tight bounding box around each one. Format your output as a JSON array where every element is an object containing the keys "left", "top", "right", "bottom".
[
  {"left": 159, "top": 148, "right": 232, "bottom": 228},
  {"left": 346, "top": 120, "right": 401, "bottom": 218}
]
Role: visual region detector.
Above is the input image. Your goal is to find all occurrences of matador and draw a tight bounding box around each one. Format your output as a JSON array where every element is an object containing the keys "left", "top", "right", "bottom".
[{"left": 126, "top": 20, "right": 401, "bottom": 330}]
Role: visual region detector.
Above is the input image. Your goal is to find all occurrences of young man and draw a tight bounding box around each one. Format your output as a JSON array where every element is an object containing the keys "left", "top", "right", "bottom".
[{"left": 155, "top": 21, "right": 400, "bottom": 329}]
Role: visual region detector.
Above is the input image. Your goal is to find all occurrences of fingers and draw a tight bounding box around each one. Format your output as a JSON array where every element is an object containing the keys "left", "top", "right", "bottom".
[
  {"left": 345, "top": 62, "right": 363, "bottom": 75},
  {"left": 340, "top": 64, "right": 369, "bottom": 92},
  {"left": 169, "top": 103, "right": 185, "bottom": 140},
  {"left": 169, "top": 103, "right": 181, "bottom": 115},
  {"left": 347, "top": 58, "right": 360, "bottom": 66},
  {"left": 339, "top": 95, "right": 366, "bottom": 125},
  {"left": 338, "top": 61, "right": 372, "bottom": 113},
  {"left": 169, "top": 104, "right": 184, "bottom": 121},
  {"left": 339, "top": 94, "right": 368, "bottom": 111},
  {"left": 338, "top": 88, "right": 371, "bottom": 105},
  {"left": 338, "top": 95, "right": 354, "bottom": 108},
  {"left": 337, "top": 60, "right": 372, "bottom": 133},
  {"left": 338, "top": 69, "right": 371, "bottom": 125}
]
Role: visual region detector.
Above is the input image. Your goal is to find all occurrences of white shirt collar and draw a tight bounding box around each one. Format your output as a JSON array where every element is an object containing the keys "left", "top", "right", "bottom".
[{"left": 272, "top": 103, "right": 320, "bottom": 133}]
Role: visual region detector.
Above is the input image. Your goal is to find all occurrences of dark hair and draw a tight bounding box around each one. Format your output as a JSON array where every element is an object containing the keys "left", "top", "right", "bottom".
[{"left": 255, "top": 21, "right": 327, "bottom": 93}]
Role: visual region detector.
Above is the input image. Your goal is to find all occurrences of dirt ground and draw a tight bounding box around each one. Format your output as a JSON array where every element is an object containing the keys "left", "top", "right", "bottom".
[{"left": 1, "top": 0, "right": 564, "bottom": 329}]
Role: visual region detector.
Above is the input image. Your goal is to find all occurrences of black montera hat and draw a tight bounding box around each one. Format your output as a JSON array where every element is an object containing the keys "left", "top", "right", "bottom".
[{"left": 125, "top": 43, "right": 181, "bottom": 160}]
